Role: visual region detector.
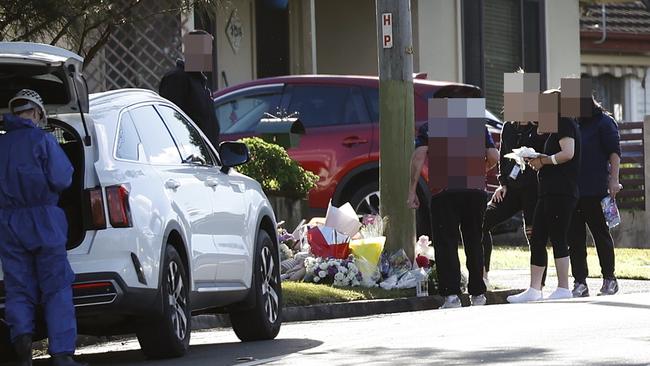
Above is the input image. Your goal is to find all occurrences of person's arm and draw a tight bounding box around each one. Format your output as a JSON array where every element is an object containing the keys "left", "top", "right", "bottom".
[
  {"left": 600, "top": 115, "right": 622, "bottom": 198},
  {"left": 496, "top": 123, "right": 512, "bottom": 186},
  {"left": 407, "top": 146, "right": 427, "bottom": 209},
  {"left": 529, "top": 137, "right": 574, "bottom": 170},
  {"left": 42, "top": 134, "right": 74, "bottom": 193},
  {"left": 608, "top": 152, "right": 622, "bottom": 198},
  {"left": 486, "top": 147, "right": 499, "bottom": 172}
]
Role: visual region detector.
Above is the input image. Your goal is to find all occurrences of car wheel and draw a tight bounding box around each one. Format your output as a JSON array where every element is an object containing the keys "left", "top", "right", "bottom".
[
  {"left": 230, "top": 230, "right": 282, "bottom": 341},
  {"left": 136, "top": 245, "right": 190, "bottom": 359},
  {"left": 349, "top": 181, "right": 431, "bottom": 238},
  {"left": 349, "top": 181, "right": 380, "bottom": 217}
]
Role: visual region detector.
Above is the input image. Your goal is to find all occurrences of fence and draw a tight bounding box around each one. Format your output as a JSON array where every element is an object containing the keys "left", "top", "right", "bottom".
[{"left": 617, "top": 121, "right": 645, "bottom": 210}]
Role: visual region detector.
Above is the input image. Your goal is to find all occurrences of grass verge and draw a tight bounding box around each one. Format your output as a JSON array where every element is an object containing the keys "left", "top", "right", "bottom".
[
  {"left": 465, "top": 246, "right": 650, "bottom": 280},
  {"left": 282, "top": 281, "right": 415, "bottom": 307}
]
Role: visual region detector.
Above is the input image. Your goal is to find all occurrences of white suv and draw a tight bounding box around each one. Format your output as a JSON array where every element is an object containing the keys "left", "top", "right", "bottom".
[{"left": 0, "top": 42, "right": 282, "bottom": 359}]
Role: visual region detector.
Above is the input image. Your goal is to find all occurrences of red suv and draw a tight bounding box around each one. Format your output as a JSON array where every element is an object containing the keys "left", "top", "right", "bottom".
[{"left": 213, "top": 75, "right": 502, "bottom": 235}]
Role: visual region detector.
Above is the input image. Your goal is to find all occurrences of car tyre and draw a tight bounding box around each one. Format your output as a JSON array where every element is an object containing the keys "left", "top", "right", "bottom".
[
  {"left": 230, "top": 230, "right": 282, "bottom": 341},
  {"left": 136, "top": 245, "right": 190, "bottom": 359},
  {"left": 349, "top": 180, "right": 431, "bottom": 238}
]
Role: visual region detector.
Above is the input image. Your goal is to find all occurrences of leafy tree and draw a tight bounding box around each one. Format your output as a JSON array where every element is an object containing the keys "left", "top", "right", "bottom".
[{"left": 0, "top": 0, "right": 223, "bottom": 68}]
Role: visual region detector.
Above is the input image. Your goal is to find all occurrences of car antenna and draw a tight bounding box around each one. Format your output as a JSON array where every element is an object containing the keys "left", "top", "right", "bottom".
[{"left": 67, "top": 64, "right": 91, "bottom": 146}]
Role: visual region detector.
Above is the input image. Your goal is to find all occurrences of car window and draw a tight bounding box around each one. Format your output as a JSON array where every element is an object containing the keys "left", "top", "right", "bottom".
[
  {"left": 129, "top": 105, "right": 182, "bottom": 165},
  {"left": 157, "top": 105, "right": 214, "bottom": 166},
  {"left": 215, "top": 92, "right": 282, "bottom": 134},
  {"left": 363, "top": 87, "right": 379, "bottom": 122},
  {"left": 115, "top": 112, "right": 142, "bottom": 161},
  {"left": 287, "top": 85, "right": 370, "bottom": 127}
]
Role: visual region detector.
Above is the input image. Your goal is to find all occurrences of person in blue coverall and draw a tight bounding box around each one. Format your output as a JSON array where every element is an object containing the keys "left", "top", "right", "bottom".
[{"left": 0, "top": 89, "right": 86, "bottom": 366}]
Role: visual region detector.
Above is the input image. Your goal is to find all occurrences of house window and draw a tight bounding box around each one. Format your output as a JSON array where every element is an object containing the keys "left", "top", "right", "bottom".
[{"left": 592, "top": 74, "right": 624, "bottom": 120}]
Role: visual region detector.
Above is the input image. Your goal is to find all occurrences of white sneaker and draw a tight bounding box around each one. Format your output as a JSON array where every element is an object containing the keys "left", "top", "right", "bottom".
[
  {"left": 440, "top": 295, "right": 462, "bottom": 309},
  {"left": 507, "top": 287, "right": 543, "bottom": 303},
  {"left": 471, "top": 294, "right": 487, "bottom": 306},
  {"left": 547, "top": 287, "right": 572, "bottom": 300}
]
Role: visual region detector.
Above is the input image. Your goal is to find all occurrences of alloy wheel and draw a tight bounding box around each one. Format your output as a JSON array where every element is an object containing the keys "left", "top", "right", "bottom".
[
  {"left": 260, "top": 246, "right": 279, "bottom": 323},
  {"left": 355, "top": 190, "right": 380, "bottom": 216},
  {"left": 167, "top": 261, "right": 188, "bottom": 340}
]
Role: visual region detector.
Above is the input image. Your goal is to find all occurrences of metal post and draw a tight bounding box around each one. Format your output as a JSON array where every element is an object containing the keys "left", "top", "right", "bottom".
[{"left": 376, "top": 0, "right": 416, "bottom": 259}]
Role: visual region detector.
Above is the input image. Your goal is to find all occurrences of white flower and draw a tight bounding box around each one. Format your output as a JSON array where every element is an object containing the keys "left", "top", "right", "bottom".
[
  {"left": 319, "top": 263, "right": 328, "bottom": 270},
  {"left": 318, "top": 270, "right": 327, "bottom": 278},
  {"left": 338, "top": 266, "right": 347, "bottom": 274},
  {"left": 334, "top": 272, "right": 345, "bottom": 281},
  {"left": 313, "top": 276, "right": 320, "bottom": 283},
  {"left": 348, "top": 263, "right": 358, "bottom": 272}
]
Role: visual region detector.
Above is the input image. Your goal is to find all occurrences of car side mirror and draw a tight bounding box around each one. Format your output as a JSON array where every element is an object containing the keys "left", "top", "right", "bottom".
[{"left": 219, "top": 141, "right": 250, "bottom": 173}]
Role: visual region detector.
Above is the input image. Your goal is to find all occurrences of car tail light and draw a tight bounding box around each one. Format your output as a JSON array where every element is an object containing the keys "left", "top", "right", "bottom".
[
  {"left": 106, "top": 185, "right": 132, "bottom": 228},
  {"left": 87, "top": 188, "right": 107, "bottom": 230}
]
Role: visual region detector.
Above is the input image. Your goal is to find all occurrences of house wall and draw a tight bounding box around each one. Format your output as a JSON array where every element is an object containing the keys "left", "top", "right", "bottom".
[
  {"left": 415, "top": 0, "right": 462, "bottom": 83},
  {"left": 545, "top": 0, "right": 581, "bottom": 89},
  {"left": 314, "top": 0, "right": 378, "bottom": 75},
  {"left": 216, "top": 0, "right": 255, "bottom": 89}
]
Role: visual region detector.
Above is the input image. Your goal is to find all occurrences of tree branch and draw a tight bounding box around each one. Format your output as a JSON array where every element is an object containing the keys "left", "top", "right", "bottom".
[{"left": 83, "top": 24, "right": 114, "bottom": 68}]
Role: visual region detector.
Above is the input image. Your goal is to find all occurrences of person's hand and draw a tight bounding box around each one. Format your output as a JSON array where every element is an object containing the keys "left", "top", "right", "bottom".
[
  {"left": 527, "top": 154, "right": 547, "bottom": 171},
  {"left": 407, "top": 190, "right": 420, "bottom": 209},
  {"left": 609, "top": 178, "right": 622, "bottom": 198},
  {"left": 491, "top": 185, "right": 507, "bottom": 203}
]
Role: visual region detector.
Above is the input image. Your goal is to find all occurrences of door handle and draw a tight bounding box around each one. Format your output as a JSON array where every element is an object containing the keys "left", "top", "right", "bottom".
[
  {"left": 342, "top": 136, "right": 369, "bottom": 147},
  {"left": 165, "top": 179, "right": 181, "bottom": 190},
  {"left": 205, "top": 178, "right": 219, "bottom": 187}
]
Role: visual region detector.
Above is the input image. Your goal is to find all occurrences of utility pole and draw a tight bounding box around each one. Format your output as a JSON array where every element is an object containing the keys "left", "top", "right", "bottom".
[{"left": 376, "top": 0, "right": 415, "bottom": 259}]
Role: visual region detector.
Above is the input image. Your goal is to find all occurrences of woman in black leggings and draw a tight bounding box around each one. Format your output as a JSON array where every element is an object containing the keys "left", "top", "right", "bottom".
[
  {"left": 508, "top": 91, "right": 581, "bottom": 303},
  {"left": 482, "top": 120, "right": 546, "bottom": 284}
]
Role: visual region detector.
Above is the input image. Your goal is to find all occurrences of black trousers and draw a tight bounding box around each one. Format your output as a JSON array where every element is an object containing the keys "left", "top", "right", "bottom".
[
  {"left": 482, "top": 185, "right": 538, "bottom": 272},
  {"left": 530, "top": 195, "right": 577, "bottom": 267},
  {"left": 568, "top": 196, "right": 616, "bottom": 282},
  {"left": 430, "top": 190, "right": 487, "bottom": 296}
]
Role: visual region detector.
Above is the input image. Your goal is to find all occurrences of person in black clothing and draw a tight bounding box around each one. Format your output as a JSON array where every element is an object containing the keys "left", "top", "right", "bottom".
[
  {"left": 159, "top": 31, "right": 220, "bottom": 146},
  {"left": 408, "top": 121, "right": 498, "bottom": 309},
  {"left": 482, "top": 120, "right": 547, "bottom": 285},
  {"left": 508, "top": 90, "right": 581, "bottom": 303},
  {"left": 568, "top": 97, "right": 621, "bottom": 297}
]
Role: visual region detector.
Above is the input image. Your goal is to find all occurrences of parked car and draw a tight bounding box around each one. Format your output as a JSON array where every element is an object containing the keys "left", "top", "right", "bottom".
[
  {"left": 0, "top": 42, "right": 282, "bottom": 360},
  {"left": 213, "top": 75, "right": 503, "bottom": 235}
]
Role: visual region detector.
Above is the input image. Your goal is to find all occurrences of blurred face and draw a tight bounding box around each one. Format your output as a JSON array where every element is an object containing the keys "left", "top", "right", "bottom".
[{"left": 15, "top": 108, "right": 38, "bottom": 122}]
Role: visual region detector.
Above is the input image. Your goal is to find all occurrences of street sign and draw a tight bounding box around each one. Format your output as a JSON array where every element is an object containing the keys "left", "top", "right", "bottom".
[{"left": 382, "top": 13, "right": 393, "bottom": 48}]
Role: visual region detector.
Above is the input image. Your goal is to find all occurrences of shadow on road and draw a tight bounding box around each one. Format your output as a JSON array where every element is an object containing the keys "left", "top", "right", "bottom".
[{"left": 26, "top": 338, "right": 323, "bottom": 366}]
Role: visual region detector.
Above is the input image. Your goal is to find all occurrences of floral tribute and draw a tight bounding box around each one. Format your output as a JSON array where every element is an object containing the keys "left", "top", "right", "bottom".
[{"left": 304, "top": 255, "right": 362, "bottom": 287}]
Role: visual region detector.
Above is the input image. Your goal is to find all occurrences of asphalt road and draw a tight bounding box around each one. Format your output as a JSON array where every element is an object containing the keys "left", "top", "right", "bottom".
[{"left": 25, "top": 292, "right": 650, "bottom": 366}]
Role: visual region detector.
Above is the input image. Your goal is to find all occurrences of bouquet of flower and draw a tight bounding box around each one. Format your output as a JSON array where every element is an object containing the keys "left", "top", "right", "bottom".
[
  {"left": 359, "top": 214, "right": 388, "bottom": 239},
  {"left": 304, "top": 255, "right": 362, "bottom": 287}
]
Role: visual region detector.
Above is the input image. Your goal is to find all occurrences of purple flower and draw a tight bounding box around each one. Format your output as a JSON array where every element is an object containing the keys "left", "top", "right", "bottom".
[{"left": 328, "top": 266, "right": 337, "bottom": 276}]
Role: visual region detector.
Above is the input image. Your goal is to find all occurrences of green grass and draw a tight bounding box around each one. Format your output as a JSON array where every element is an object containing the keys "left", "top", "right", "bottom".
[
  {"left": 282, "top": 281, "right": 415, "bottom": 307},
  {"left": 460, "top": 246, "right": 650, "bottom": 280}
]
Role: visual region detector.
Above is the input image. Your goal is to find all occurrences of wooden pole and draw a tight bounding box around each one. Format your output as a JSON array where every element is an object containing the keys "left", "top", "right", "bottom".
[{"left": 376, "top": 0, "right": 415, "bottom": 259}]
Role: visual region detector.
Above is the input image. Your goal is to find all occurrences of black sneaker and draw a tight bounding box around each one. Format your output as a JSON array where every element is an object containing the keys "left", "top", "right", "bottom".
[
  {"left": 571, "top": 282, "right": 589, "bottom": 298},
  {"left": 598, "top": 278, "right": 619, "bottom": 296}
]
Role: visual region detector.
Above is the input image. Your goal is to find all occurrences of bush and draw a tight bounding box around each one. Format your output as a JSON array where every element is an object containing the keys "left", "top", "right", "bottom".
[{"left": 237, "top": 137, "right": 319, "bottom": 199}]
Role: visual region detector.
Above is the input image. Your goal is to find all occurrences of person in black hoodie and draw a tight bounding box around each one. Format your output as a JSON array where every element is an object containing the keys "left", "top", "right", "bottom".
[
  {"left": 482, "top": 120, "right": 547, "bottom": 285},
  {"left": 568, "top": 96, "right": 621, "bottom": 297},
  {"left": 159, "top": 30, "right": 220, "bottom": 146}
]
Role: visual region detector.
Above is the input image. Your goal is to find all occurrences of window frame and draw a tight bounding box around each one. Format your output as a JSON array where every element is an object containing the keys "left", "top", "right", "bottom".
[
  {"left": 113, "top": 107, "right": 146, "bottom": 164},
  {"left": 125, "top": 103, "right": 184, "bottom": 166},
  {"left": 155, "top": 103, "right": 221, "bottom": 167},
  {"left": 214, "top": 83, "right": 285, "bottom": 135}
]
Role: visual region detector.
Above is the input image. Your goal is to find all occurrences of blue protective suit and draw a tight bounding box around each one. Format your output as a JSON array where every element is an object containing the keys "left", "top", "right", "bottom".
[{"left": 0, "top": 113, "right": 76, "bottom": 355}]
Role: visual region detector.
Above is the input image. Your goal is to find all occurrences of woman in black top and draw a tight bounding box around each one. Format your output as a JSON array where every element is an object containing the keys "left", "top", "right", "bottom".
[
  {"left": 482, "top": 120, "right": 547, "bottom": 285},
  {"left": 508, "top": 90, "right": 581, "bottom": 303}
]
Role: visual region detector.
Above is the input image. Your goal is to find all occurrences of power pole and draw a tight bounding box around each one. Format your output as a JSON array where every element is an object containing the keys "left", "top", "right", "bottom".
[{"left": 376, "top": 0, "right": 415, "bottom": 259}]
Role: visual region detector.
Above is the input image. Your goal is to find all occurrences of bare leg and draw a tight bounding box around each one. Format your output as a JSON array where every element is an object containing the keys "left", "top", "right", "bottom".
[
  {"left": 555, "top": 256, "right": 570, "bottom": 289},
  {"left": 530, "top": 265, "right": 546, "bottom": 291}
]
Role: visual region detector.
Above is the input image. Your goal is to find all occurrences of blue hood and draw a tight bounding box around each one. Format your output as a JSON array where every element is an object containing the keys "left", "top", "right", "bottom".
[{"left": 2, "top": 113, "right": 37, "bottom": 131}]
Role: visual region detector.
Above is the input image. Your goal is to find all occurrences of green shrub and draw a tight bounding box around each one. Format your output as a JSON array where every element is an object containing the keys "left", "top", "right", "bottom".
[{"left": 237, "top": 137, "right": 319, "bottom": 199}]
